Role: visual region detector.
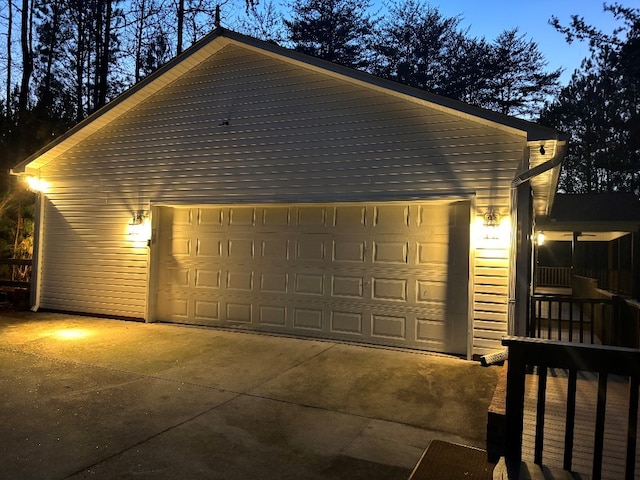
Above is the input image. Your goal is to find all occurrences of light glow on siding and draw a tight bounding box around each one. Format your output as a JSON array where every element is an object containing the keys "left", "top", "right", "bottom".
[
  {"left": 127, "top": 212, "right": 151, "bottom": 245},
  {"left": 25, "top": 176, "right": 49, "bottom": 193},
  {"left": 474, "top": 214, "right": 510, "bottom": 249}
]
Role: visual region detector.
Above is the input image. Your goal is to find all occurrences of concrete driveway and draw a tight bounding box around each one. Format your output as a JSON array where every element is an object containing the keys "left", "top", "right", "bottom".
[{"left": 0, "top": 311, "right": 499, "bottom": 480}]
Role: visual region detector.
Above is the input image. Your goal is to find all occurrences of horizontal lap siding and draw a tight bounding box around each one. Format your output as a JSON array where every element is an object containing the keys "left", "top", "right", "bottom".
[{"left": 39, "top": 44, "right": 525, "bottom": 353}]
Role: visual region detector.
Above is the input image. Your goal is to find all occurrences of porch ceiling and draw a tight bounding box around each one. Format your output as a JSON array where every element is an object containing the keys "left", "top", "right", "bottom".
[
  {"left": 537, "top": 229, "right": 631, "bottom": 242},
  {"left": 535, "top": 192, "right": 640, "bottom": 242}
]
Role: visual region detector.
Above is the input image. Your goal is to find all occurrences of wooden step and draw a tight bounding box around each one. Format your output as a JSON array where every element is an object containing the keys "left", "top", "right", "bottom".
[{"left": 408, "top": 439, "right": 496, "bottom": 480}]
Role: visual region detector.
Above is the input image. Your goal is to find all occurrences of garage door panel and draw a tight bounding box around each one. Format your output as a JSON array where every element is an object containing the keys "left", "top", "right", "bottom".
[
  {"left": 332, "top": 240, "right": 366, "bottom": 262},
  {"left": 260, "top": 238, "right": 289, "bottom": 260},
  {"left": 228, "top": 207, "right": 256, "bottom": 226},
  {"left": 226, "top": 270, "right": 254, "bottom": 291},
  {"left": 258, "top": 305, "right": 287, "bottom": 327},
  {"left": 194, "top": 300, "right": 220, "bottom": 321},
  {"left": 160, "top": 267, "right": 190, "bottom": 288},
  {"left": 416, "top": 279, "right": 447, "bottom": 303},
  {"left": 330, "top": 310, "right": 363, "bottom": 335},
  {"left": 156, "top": 201, "right": 469, "bottom": 355},
  {"left": 296, "top": 238, "right": 326, "bottom": 261},
  {"left": 371, "top": 313, "right": 407, "bottom": 340},
  {"left": 373, "top": 241, "right": 408, "bottom": 264},
  {"left": 372, "top": 277, "right": 407, "bottom": 302},
  {"left": 228, "top": 238, "right": 255, "bottom": 259},
  {"left": 168, "top": 237, "right": 192, "bottom": 257},
  {"left": 296, "top": 206, "right": 327, "bottom": 227},
  {"left": 416, "top": 317, "right": 447, "bottom": 343},
  {"left": 373, "top": 205, "right": 409, "bottom": 230},
  {"left": 196, "top": 238, "right": 222, "bottom": 258},
  {"left": 227, "top": 302, "right": 252, "bottom": 323},
  {"left": 197, "top": 207, "right": 223, "bottom": 226},
  {"left": 331, "top": 275, "right": 364, "bottom": 298},
  {"left": 295, "top": 273, "right": 325, "bottom": 296},
  {"left": 195, "top": 269, "right": 221, "bottom": 289},
  {"left": 157, "top": 296, "right": 189, "bottom": 322},
  {"left": 260, "top": 206, "right": 291, "bottom": 226},
  {"left": 172, "top": 208, "right": 194, "bottom": 227},
  {"left": 333, "top": 205, "right": 366, "bottom": 227},
  {"left": 417, "top": 242, "right": 448, "bottom": 265},
  {"left": 294, "top": 307, "right": 324, "bottom": 331},
  {"left": 259, "top": 272, "right": 289, "bottom": 293}
]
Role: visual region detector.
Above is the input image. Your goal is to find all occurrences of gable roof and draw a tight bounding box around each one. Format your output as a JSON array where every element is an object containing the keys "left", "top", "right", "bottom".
[
  {"left": 11, "top": 28, "right": 566, "bottom": 210},
  {"left": 12, "top": 28, "right": 566, "bottom": 178}
]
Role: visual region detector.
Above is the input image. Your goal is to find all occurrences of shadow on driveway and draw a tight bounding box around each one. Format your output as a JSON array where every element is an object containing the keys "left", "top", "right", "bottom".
[{"left": 0, "top": 311, "right": 498, "bottom": 480}]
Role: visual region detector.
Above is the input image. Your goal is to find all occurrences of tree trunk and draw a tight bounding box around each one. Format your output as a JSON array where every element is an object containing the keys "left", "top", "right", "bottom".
[
  {"left": 18, "top": 0, "right": 33, "bottom": 123},
  {"left": 42, "top": 4, "right": 61, "bottom": 104},
  {"left": 6, "top": 0, "right": 12, "bottom": 119},
  {"left": 97, "top": 0, "right": 113, "bottom": 108},
  {"left": 75, "top": 8, "right": 85, "bottom": 122},
  {"left": 134, "top": 0, "right": 147, "bottom": 82},
  {"left": 177, "top": 0, "right": 184, "bottom": 55},
  {"left": 94, "top": 0, "right": 104, "bottom": 110}
]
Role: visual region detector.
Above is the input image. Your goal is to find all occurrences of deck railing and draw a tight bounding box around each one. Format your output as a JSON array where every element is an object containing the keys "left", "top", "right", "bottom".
[
  {"left": 535, "top": 266, "right": 572, "bottom": 287},
  {"left": 501, "top": 336, "right": 640, "bottom": 480},
  {"left": 535, "top": 266, "right": 636, "bottom": 296},
  {"left": 529, "top": 294, "right": 639, "bottom": 348},
  {"left": 577, "top": 268, "right": 635, "bottom": 296},
  {"left": 0, "top": 258, "right": 32, "bottom": 287}
]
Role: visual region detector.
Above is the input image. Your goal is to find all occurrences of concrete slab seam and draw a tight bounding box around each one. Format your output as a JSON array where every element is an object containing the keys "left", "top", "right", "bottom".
[{"left": 59, "top": 392, "right": 243, "bottom": 480}]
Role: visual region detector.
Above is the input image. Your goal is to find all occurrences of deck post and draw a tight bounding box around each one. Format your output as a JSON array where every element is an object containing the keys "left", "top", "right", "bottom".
[{"left": 503, "top": 342, "right": 526, "bottom": 476}]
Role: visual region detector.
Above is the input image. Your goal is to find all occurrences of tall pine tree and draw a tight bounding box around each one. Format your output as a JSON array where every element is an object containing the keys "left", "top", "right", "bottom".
[
  {"left": 284, "top": 0, "right": 375, "bottom": 69},
  {"left": 542, "top": 4, "right": 640, "bottom": 195}
]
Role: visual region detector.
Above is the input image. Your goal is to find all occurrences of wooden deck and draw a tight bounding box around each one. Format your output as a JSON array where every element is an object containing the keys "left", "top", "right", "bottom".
[{"left": 521, "top": 370, "right": 640, "bottom": 480}]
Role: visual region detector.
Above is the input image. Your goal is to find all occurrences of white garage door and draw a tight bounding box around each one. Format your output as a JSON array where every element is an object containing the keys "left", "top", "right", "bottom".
[{"left": 154, "top": 202, "right": 469, "bottom": 354}]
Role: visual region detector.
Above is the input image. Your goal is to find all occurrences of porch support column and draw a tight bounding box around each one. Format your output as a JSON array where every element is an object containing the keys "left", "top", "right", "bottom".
[{"left": 572, "top": 231, "right": 580, "bottom": 279}]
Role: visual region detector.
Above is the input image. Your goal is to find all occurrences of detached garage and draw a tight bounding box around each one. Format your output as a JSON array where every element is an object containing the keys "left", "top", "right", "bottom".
[{"left": 12, "top": 28, "right": 566, "bottom": 359}]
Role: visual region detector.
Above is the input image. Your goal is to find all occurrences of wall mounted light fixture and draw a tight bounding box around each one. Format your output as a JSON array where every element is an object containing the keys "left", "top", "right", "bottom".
[
  {"left": 536, "top": 231, "right": 545, "bottom": 246},
  {"left": 128, "top": 210, "right": 151, "bottom": 243},
  {"left": 483, "top": 209, "right": 500, "bottom": 240}
]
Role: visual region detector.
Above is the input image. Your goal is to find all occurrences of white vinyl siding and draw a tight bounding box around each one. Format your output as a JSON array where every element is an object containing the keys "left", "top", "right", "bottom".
[{"left": 37, "top": 43, "right": 524, "bottom": 355}]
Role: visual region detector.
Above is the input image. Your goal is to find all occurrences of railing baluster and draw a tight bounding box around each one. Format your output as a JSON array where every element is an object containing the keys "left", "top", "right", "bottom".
[
  {"left": 569, "top": 301, "right": 574, "bottom": 342},
  {"left": 580, "top": 302, "right": 585, "bottom": 343},
  {"left": 602, "top": 302, "right": 608, "bottom": 345},
  {"left": 547, "top": 299, "right": 552, "bottom": 339},
  {"left": 592, "top": 372, "right": 608, "bottom": 480},
  {"left": 626, "top": 375, "right": 639, "bottom": 480},
  {"left": 590, "top": 302, "right": 595, "bottom": 344},
  {"left": 529, "top": 297, "right": 536, "bottom": 337},
  {"left": 537, "top": 298, "right": 542, "bottom": 338},
  {"left": 535, "top": 366, "right": 548, "bottom": 465},
  {"left": 557, "top": 300, "right": 563, "bottom": 341},
  {"left": 563, "top": 368, "right": 577, "bottom": 471}
]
